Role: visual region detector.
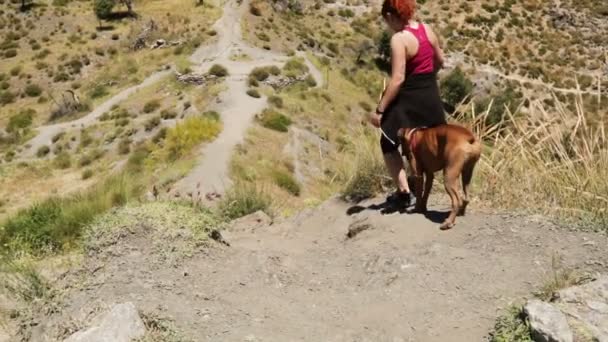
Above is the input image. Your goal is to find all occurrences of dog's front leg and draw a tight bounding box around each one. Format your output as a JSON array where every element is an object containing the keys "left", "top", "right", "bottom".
[{"left": 407, "top": 157, "right": 426, "bottom": 213}]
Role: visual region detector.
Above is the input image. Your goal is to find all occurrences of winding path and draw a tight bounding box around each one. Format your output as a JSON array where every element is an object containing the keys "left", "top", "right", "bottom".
[{"left": 21, "top": 0, "right": 324, "bottom": 201}]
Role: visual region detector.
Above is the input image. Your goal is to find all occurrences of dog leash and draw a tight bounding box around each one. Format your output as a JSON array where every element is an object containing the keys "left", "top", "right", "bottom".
[{"left": 380, "top": 127, "right": 398, "bottom": 146}]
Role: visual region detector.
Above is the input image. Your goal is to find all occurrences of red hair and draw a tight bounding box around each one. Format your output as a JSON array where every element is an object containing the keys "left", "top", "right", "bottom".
[{"left": 382, "top": 0, "right": 416, "bottom": 23}]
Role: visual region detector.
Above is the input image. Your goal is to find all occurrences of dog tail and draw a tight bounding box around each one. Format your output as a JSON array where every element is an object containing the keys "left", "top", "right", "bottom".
[{"left": 467, "top": 136, "right": 482, "bottom": 161}]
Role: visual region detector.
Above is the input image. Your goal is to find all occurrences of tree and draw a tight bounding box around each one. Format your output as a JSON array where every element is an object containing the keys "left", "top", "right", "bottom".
[
  {"left": 94, "top": 0, "right": 116, "bottom": 27},
  {"left": 440, "top": 67, "right": 474, "bottom": 109}
]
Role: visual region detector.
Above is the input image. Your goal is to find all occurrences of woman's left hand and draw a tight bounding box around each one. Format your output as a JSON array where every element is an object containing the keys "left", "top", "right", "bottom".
[{"left": 370, "top": 112, "right": 382, "bottom": 128}]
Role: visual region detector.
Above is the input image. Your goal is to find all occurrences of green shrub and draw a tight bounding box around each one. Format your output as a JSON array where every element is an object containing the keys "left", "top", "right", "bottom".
[
  {"left": 250, "top": 67, "right": 270, "bottom": 82},
  {"left": 53, "top": 72, "right": 69, "bottom": 82},
  {"left": 78, "top": 154, "right": 92, "bottom": 167},
  {"left": 144, "top": 116, "right": 161, "bottom": 131},
  {"left": 7, "top": 109, "right": 34, "bottom": 133},
  {"left": 219, "top": 182, "right": 272, "bottom": 220},
  {"left": 268, "top": 95, "right": 283, "bottom": 108},
  {"left": 489, "top": 306, "right": 532, "bottom": 342},
  {"left": 51, "top": 132, "right": 65, "bottom": 143},
  {"left": 440, "top": 67, "right": 474, "bottom": 109},
  {"left": 0, "top": 173, "right": 142, "bottom": 256},
  {"left": 209, "top": 64, "right": 229, "bottom": 77},
  {"left": 202, "top": 110, "right": 220, "bottom": 121},
  {"left": 117, "top": 138, "right": 131, "bottom": 154},
  {"left": 143, "top": 99, "right": 161, "bottom": 113},
  {"left": 246, "top": 89, "right": 261, "bottom": 98},
  {"left": 0, "top": 91, "right": 15, "bottom": 105},
  {"left": 260, "top": 109, "right": 291, "bottom": 132},
  {"left": 339, "top": 129, "right": 389, "bottom": 201},
  {"left": 53, "top": 152, "right": 71, "bottom": 169},
  {"left": 24, "top": 84, "right": 42, "bottom": 97},
  {"left": 81, "top": 169, "right": 93, "bottom": 180},
  {"left": 153, "top": 116, "right": 221, "bottom": 161},
  {"left": 36, "top": 145, "right": 51, "bottom": 158},
  {"left": 10, "top": 66, "right": 22, "bottom": 77},
  {"left": 160, "top": 109, "right": 177, "bottom": 119},
  {"left": 272, "top": 170, "right": 301, "bottom": 196},
  {"left": 283, "top": 58, "right": 309, "bottom": 78},
  {"left": 4, "top": 49, "right": 17, "bottom": 58},
  {"left": 89, "top": 84, "right": 108, "bottom": 99}
]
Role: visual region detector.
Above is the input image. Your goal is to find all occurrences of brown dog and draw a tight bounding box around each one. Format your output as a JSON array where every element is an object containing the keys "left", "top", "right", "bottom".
[{"left": 397, "top": 124, "right": 481, "bottom": 230}]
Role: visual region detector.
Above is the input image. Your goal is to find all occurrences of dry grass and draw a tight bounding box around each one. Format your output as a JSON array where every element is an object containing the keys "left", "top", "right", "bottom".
[{"left": 462, "top": 91, "right": 608, "bottom": 229}]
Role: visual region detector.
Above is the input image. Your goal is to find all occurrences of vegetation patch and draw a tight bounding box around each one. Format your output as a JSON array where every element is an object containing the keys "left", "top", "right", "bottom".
[
  {"left": 259, "top": 109, "right": 291, "bottom": 132},
  {"left": 219, "top": 182, "right": 272, "bottom": 220}
]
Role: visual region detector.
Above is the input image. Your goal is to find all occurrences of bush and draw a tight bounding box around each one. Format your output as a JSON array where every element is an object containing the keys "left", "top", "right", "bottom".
[
  {"left": 246, "top": 89, "right": 261, "bottom": 98},
  {"left": 219, "top": 182, "right": 271, "bottom": 220},
  {"left": 209, "top": 64, "right": 229, "bottom": 77},
  {"left": 10, "top": 66, "right": 22, "bottom": 77},
  {"left": 489, "top": 306, "right": 533, "bottom": 342},
  {"left": 260, "top": 109, "right": 291, "bottom": 132},
  {"left": 283, "top": 58, "right": 309, "bottom": 78},
  {"left": 82, "top": 169, "right": 94, "bottom": 180},
  {"left": 117, "top": 138, "right": 131, "bottom": 154},
  {"left": 4, "top": 49, "right": 17, "bottom": 58},
  {"left": 202, "top": 110, "right": 220, "bottom": 121},
  {"left": 272, "top": 170, "right": 301, "bottom": 196},
  {"left": 154, "top": 116, "right": 221, "bottom": 161},
  {"left": 53, "top": 152, "right": 71, "bottom": 169},
  {"left": 51, "top": 132, "right": 65, "bottom": 143},
  {"left": 7, "top": 109, "right": 34, "bottom": 133},
  {"left": 24, "top": 84, "right": 42, "bottom": 97},
  {"left": 53, "top": 72, "right": 70, "bottom": 82},
  {"left": 440, "top": 67, "right": 474, "bottom": 109},
  {"left": 160, "top": 109, "right": 177, "bottom": 119},
  {"left": 143, "top": 100, "right": 161, "bottom": 113},
  {"left": 249, "top": 2, "right": 262, "bottom": 16},
  {"left": 339, "top": 129, "right": 389, "bottom": 201},
  {"left": 89, "top": 84, "right": 108, "bottom": 99},
  {"left": 144, "top": 116, "right": 161, "bottom": 131},
  {"left": 250, "top": 67, "right": 270, "bottom": 82},
  {"left": 0, "top": 91, "right": 15, "bottom": 105},
  {"left": 268, "top": 95, "right": 283, "bottom": 108},
  {"left": 36, "top": 145, "right": 51, "bottom": 158},
  {"left": 0, "top": 173, "right": 142, "bottom": 256}
]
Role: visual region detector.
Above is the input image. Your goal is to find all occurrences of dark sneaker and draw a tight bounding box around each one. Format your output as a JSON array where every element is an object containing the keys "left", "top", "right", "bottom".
[{"left": 386, "top": 190, "right": 412, "bottom": 208}]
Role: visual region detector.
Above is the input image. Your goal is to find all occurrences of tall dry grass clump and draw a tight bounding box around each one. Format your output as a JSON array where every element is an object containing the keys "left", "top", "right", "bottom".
[
  {"left": 462, "top": 92, "right": 607, "bottom": 229},
  {"left": 338, "top": 126, "right": 392, "bottom": 202}
]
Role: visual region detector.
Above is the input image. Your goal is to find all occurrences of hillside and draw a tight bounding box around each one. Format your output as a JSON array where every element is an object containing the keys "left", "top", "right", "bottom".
[{"left": 1, "top": 0, "right": 607, "bottom": 340}]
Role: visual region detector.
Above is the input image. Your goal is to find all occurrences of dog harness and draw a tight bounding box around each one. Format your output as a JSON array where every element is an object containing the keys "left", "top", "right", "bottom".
[{"left": 407, "top": 127, "right": 425, "bottom": 154}]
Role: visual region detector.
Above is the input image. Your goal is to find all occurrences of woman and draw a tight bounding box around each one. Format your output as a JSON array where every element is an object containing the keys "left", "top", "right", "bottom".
[{"left": 371, "top": 0, "right": 446, "bottom": 207}]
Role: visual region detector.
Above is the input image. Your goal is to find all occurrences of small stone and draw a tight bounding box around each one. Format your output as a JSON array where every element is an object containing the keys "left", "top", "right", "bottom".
[{"left": 64, "top": 302, "right": 145, "bottom": 342}]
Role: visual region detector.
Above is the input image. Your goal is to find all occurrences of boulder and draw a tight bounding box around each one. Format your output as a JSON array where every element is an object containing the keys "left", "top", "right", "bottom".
[
  {"left": 64, "top": 302, "right": 145, "bottom": 342},
  {"left": 555, "top": 276, "right": 608, "bottom": 342},
  {"left": 524, "top": 299, "right": 573, "bottom": 342}
]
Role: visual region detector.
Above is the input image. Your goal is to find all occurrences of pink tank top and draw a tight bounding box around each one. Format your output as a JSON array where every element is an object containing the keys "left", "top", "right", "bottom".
[{"left": 403, "top": 23, "right": 435, "bottom": 75}]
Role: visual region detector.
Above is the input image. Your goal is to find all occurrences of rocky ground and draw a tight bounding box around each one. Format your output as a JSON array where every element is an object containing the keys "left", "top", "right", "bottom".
[{"left": 14, "top": 196, "right": 608, "bottom": 341}]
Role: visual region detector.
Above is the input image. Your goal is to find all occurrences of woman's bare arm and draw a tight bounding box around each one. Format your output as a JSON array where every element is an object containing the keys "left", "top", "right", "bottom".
[
  {"left": 425, "top": 24, "right": 445, "bottom": 69},
  {"left": 377, "top": 34, "right": 406, "bottom": 113}
]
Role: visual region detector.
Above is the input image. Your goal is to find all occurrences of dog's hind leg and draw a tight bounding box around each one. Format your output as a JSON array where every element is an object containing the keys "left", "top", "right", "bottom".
[
  {"left": 459, "top": 161, "right": 473, "bottom": 216},
  {"left": 440, "top": 167, "right": 461, "bottom": 230},
  {"left": 459, "top": 154, "right": 480, "bottom": 216}
]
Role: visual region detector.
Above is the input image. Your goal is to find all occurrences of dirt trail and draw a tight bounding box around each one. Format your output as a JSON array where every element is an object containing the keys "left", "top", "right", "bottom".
[
  {"left": 169, "top": 0, "right": 323, "bottom": 200},
  {"left": 21, "top": 70, "right": 172, "bottom": 158},
  {"left": 27, "top": 197, "right": 608, "bottom": 341},
  {"left": 20, "top": 0, "right": 323, "bottom": 202}
]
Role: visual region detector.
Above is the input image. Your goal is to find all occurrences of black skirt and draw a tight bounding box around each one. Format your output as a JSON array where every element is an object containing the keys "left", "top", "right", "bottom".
[{"left": 380, "top": 72, "right": 446, "bottom": 154}]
